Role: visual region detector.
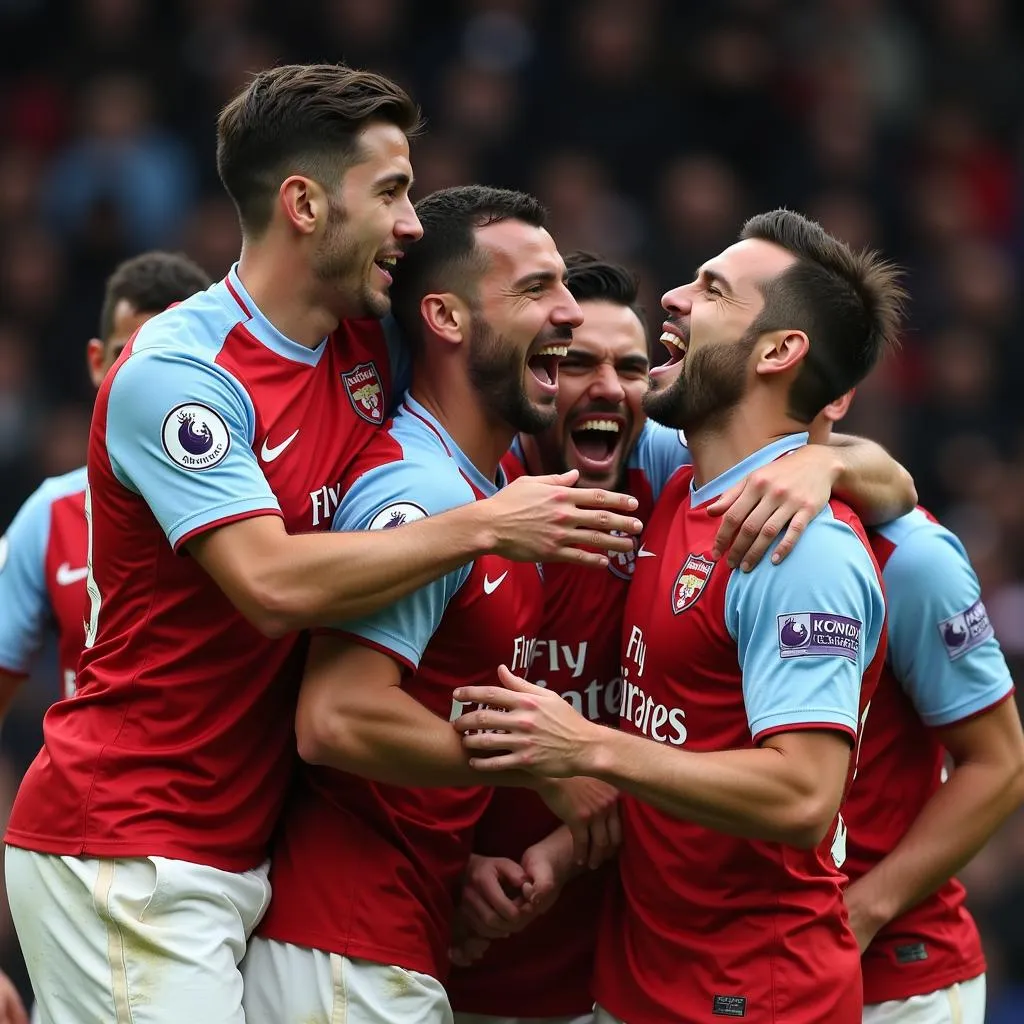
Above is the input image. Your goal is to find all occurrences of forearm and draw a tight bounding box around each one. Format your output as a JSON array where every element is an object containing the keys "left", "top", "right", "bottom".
[
  {"left": 303, "top": 684, "right": 537, "bottom": 790},
  {"left": 827, "top": 433, "right": 917, "bottom": 526},
  {"left": 0, "top": 669, "right": 24, "bottom": 721},
  {"left": 588, "top": 729, "right": 837, "bottom": 847},
  {"left": 528, "top": 825, "right": 582, "bottom": 885},
  {"left": 248, "top": 504, "right": 494, "bottom": 633},
  {"left": 847, "top": 760, "right": 1023, "bottom": 927}
]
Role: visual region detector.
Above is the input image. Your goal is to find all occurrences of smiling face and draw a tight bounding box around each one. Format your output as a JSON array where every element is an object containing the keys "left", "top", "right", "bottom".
[
  {"left": 523, "top": 298, "right": 649, "bottom": 488},
  {"left": 466, "top": 219, "right": 583, "bottom": 434},
  {"left": 644, "top": 237, "right": 797, "bottom": 432},
  {"left": 313, "top": 121, "right": 423, "bottom": 319}
]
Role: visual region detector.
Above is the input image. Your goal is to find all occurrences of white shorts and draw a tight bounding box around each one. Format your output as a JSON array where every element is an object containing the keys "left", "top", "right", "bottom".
[
  {"left": 454, "top": 1015, "right": 594, "bottom": 1024},
  {"left": 863, "top": 974, "right": 986, "bottom": 1024},
  {"left": 593, "top": 1009, "right": 622, "bottom": 1024},
  {"left": 5, "top": 845, "right": 270, "bottom": 1024},
  {"left": 241, "top": 936, "right": 453, "bottom": 1024}
]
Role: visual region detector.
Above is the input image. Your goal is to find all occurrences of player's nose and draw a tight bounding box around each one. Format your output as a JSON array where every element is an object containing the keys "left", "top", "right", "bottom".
[
  {"left": 662, "top": 285, "right": 692, "bottom": 317},
  {"left": 589, "top": 363, "right": 626, "bottom": 404},
  {"left": 396, "top": 198, "right": 423, "bottom": 243},
  {"left": 553, "top": 287, "right": 583, "bottom": 329}
]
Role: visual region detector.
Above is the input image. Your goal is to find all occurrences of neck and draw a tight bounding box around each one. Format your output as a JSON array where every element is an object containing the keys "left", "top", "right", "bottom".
[
  {"left": 685, "top": 392, "right": 805, "bottom": 489},
  {"left": 236, "top": 238, "right": 340, "bottom": 349},
  {"left": 410, "top": 367, "right": 514, "bottom": 483}
]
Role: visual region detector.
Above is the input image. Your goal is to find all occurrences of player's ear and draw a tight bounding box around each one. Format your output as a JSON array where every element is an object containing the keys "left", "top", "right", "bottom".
[
  {"left": 420, "top": 293, "right": 468, "bottom": 348},
  {"left": 86, "top": 338, "right": 105, "bottom": 388},
  {"left": 279, "top": 175, "right": 323, "bottom": 236},
  {"left": 755, "top": 330, "right": 809, "bottom": 378}
]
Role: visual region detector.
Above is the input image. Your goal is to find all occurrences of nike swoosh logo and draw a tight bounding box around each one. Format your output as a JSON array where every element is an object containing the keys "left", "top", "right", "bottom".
[
  {"left": 636, "top": 544, "right": 657, "bottom": 558},
  {"left": 483, "top": 570, "right": 509, "bottom": 595},
  {"left": 260, "top": 429, "right": 299, "bottom": 462},
  {"left": 56, "top": 563, "right": 89, "bottom": 586}
]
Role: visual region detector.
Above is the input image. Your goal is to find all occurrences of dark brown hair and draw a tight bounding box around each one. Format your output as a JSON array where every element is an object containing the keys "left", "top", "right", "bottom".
[
  {"left": 740, "top": 209, "right": 906, "bottom": 422},
  {"left": 216, "top": 63, "right": 422, "bottom": 236}
]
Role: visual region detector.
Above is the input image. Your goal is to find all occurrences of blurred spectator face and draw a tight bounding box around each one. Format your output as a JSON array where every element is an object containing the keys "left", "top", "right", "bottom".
[
  {"left": 697, "top": 25, "right": 772, "bottom": 92},
  {"left": 523, "top": 298, "right": 649, "bottom": 490},
  {"left": 807, "top": 190, "right": 879, "bottom": 250},
  {"left": 36, "top": 404, "right": 92, "bottom": 477},
  {"left": 0, "top": 227, "right": 63, "bottom": 323},
  {"left": 0, "top": 147, "right": 40, "bottom": 226},
  {"left": 325, "top": 0, "right": 405, "bottom": 48},
  {"left": 573, "top": 0, "right": 656, "bottom": 84},
  {"left": 658, "top": 155, "right": 743, "bottom": 245},
  {"left": 80, "top": 74, "right": 152, "bottom": 142},
  {"left": 943, "top": 241, "right": 1016, "bottom": 325},
  {"left": 438, "top": 64, "right": 518, "bottom": 144},
  {"left": 927, "top": 325, "right": 995, "bottom": 408},
  {"left": 408, "top": 136, "right": 476, "bottom": 199},
  {"left": 83, "top": 0, "right": 146, "bottom": 39},
  {"left": 182, "top": 197, "right": 243, "bottom": 279}
]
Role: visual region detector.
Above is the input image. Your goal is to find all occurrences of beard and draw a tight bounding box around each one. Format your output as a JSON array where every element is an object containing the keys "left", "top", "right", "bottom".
[
  {"left": 643, "top": 333, "right": 755, "bottom": 434},
  {"left": 467, "top": 318, "right": 559, "bottom": 435},
  {"left": 313, "top": 199, "right": 390, "bottom": 320}
]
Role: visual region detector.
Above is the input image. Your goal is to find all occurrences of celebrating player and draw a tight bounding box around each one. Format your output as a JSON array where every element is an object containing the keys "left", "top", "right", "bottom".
[
  {"left": 448, "top": 250, "right": 917, "bottom": 1024},
  {"left": 242, "top": 185, "right": 619, "bottom": 1024},
  {"left": 3, "top": 68, "right": 641, "bottom": 1024},
  {"left": 455, "top": 210, "right": 907, "bottom": 1024},
  {"left": 0, "top": 251, "right": 211, "bottom": 716},
  {"left": 814, "top": 391, "right": 1024, "bottom": 1024}
]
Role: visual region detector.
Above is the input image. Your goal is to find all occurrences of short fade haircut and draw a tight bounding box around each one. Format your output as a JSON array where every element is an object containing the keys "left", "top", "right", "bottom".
[
  {"left": 390, "top": 185, "right": 548, "bottom": 345},
  {"left": 740, "top": 209, "right": 906, "bottom": 422},
  {"left": 564, "top": 250, "right": 645, "bottom": 325},
  {"left": 216, "top": 63, "right": 422, "bottom": 237},
  {"left": 99, "top": 251, "right": 211, "bottom": 344}
]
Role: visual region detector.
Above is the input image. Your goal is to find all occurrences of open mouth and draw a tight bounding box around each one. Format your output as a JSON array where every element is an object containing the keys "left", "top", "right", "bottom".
[
  {"left": 650, "top": 324, "right": 688, "bottom": 380},
  {"left": 373, "top": 255, "right": 398, "bottom": 285},
  {"left": 527, "top": 343, "right": 569, "bottom": 394},
  {"left": 569, "top": 415, "right": 625, "bottom": 473}
]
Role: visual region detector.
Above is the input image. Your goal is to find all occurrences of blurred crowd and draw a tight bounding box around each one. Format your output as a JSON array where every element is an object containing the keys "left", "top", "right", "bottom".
[{"left": 0, "top": 0, "right": 1022, "bottom": 1015}]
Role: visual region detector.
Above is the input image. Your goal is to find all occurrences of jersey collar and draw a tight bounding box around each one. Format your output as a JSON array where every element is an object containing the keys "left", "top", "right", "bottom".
[
  {"left": 691, "top": 433, "right": 809, "bottom": 507},
  {"left": 400, "top": 396, "right": 506, "bottom": 496},
  {"left": 218, "top": 263, "right": 328, "bottom": 366}
]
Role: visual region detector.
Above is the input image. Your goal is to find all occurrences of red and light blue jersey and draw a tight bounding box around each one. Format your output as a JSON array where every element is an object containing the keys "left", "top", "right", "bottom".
[
  {"left": 258, "top": 397, "right": 545, "bottom": 981},
  {"left": 594, "top": 434, "right": 886, "bottom": 1024},
  {"left": 844, "top": 507, "right": 1014, "bottom": 1004},
  {"left": 449, "top": 421, "right": 692, "bottom": 1017},
  {"left": 6, "top": 265, "right": 404, "bottom": 872},
  {"left": 0, "top": 467, "right": 88, "bottom": 700}
]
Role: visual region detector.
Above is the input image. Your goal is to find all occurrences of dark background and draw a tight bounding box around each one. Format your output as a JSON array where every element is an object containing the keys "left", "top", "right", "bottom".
[{"left": 0, "top": 0, "right": 1022, "bottom": 1017}]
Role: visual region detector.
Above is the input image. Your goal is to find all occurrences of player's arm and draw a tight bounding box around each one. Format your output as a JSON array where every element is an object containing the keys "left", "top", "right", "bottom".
[
  {"left": 105, "top": 348, "right": 640, "bottom": 640},
  {"left": 844, "top": 526, "right": 1024, "bottom": 950},
  {"left": 456, "top": 517, "right": 884, "bottom": 848},
  {"left": 708, "top": 434, "right": 917, "bottom": 570},
  {"left": 0, "top": 482, "right": 58, "bottom": 718}
]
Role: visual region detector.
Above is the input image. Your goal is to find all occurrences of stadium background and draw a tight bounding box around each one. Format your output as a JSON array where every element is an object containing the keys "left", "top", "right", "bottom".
[{"left": 0, "top": 0, "right": 1021, "bottom": 1016}]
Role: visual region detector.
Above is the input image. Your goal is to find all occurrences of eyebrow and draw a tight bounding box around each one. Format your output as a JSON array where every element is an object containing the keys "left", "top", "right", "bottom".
[
  {"left": 375, "top": 171, "right": 413, "bottom": 191},
  {"left": 562, "top": 350, "right": 649, "bottom": 370},
  {"left": 512, "top": 269, "right": 567, "bottom": 290},
  {"left": 695, "top": 266, "right": 734, "bottom": 296}
]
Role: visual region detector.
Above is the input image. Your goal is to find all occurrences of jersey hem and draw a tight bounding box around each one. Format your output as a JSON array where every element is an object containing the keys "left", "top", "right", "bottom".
[
  {"left": 2, "top": 830, "right": 267, "bottom": 874},
  {"left": 255, "top": 925, "right": 441, "bottom": 980},
  {"left": 171, "top": 503, "right": 283, "bottom": 552},
  {"left": 316, "top": 629, "right": 419, "bottom": 673},
  {"left": 0, "top": 659, "right": 30, "bottom": 677},
  {"left": 753, "top": 719, "right": 857, "bottom": 744},
  {"left": 863, "top": 960, "right": 986, "bottom": 1005},
  {"left": 451, "top": 993, "right": 594, "bottom": 1017}
]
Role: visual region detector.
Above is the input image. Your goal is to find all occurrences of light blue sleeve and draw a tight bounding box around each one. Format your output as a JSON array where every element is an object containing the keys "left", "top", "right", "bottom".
[
  {"left": 883, "top": 525, "right": 1013, "bottom": 727},
  {"left": 628, "top": 421, "right": 693, "bottom": 501},
  {"left": 0, "top": 481, "right": 56, "bottom": 672},
  {"left": 329, "top": 459, "right": 474, "bottom": 668},
  {"left": 105, "top": 349, "right": 279, "bottom": 549},
  {"left": 725, "top": 510, "right": 885, "bottom": 742}
]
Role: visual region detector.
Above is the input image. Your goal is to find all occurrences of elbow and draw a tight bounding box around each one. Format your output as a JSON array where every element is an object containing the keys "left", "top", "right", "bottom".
[
  {"left": 237, "top": 578, "right": 303, "bottom": 639},
  {"left": 778, "top": 795, "right": 840, "bottom": 850},
  {"left": 897, "top": 466, "right": 919, "bottom": 516},
  {"left": 295, "top": 704, "right": 347, "bottom": 766},
  {"left": 1003, "top": 747, "right": 1024, "bottom": 811}
]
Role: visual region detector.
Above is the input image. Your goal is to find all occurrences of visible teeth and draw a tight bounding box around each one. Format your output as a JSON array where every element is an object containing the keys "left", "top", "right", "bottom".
[
  {"left": 576, "top": 419, "right": 620, "bottom": 433},
  {"left": 660, "top": 331, "right": 685, "bottom": 351},
  {"left": 535, "top": 344, "right": 569, "bottom": 357},
  {"left": 377, "top": 256, "right": 397, "bottom": 267}
]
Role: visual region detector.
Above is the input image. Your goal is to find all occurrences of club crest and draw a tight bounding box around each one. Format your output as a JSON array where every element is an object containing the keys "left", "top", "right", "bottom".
[
  {"left": 672, "top": 553, "right": 714, "bottom": 614},
  {"left": 342, "top": 362, "right": 384, "bottom": 424}
]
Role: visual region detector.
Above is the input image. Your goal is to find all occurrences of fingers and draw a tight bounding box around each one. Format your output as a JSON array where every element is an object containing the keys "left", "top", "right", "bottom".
[
  {"left": 570, "top": 507, "right": 643, "bottom": 540},
  {"left": 568, "top": 820, "right": 590, "bottom": 868},
  {"left": 530, "top": 469, "right": 580, "bottom": 486},
  {"left": 709, "top": 483, "right": 764, "bottom": 565},
  {"left": 586, "top": 812, "right": 612, "bottom": 870},
  {"left": 769, "top": 506, "right": 813, "bottom": 564},
  {"left": 569, "top": 487, "right": 640, "bottom": 514},
  {"left": 462, "top": 886, "right": 520, "bottom": 938}
]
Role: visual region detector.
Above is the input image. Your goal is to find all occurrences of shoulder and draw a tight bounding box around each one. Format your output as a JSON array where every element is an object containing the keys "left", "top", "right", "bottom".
[{"left": 31, "top": 466, "right": 88, "bottom": 507}]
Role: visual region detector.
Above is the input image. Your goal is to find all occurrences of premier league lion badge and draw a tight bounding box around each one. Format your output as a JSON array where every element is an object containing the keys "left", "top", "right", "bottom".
[
  {"left": 342, "top": 362, "right": 384, "bottom": 424},
  {"left": 671, "top": 553, "right": 715, "bottom": 614}
]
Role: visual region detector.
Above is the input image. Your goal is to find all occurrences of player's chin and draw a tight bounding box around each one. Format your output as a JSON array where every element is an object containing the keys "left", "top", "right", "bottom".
[{"left": 362, "top": 286, "right": 392, "bottom": 320}]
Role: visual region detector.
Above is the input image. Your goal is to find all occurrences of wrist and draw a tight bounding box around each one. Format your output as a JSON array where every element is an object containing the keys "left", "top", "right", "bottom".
[
  {"left": 580, "top": 723, "right": 620, "bottom": 780},
  {"left": 847, "top": 877, "right": 898, "bottom": 931},
  {"left": 454, "top": 500, "right": 498, "bottom": 558}
]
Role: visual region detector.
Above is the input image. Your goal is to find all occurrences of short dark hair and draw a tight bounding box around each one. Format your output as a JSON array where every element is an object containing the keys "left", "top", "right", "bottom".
[
  {"left": 564, "top": 250, "right": 645, "bottom": 325},
  {"left": 390, "top": 185, "right": 548, "bottom": 344},
  {"left": 740, "top": 209, "right": 906, "bottom": 422},
  {"left": 99, "top": 251, "right": 211, "bottom": 343},
  {"left": 216, "top": 63, "right": 422, "bottom": 236}
]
